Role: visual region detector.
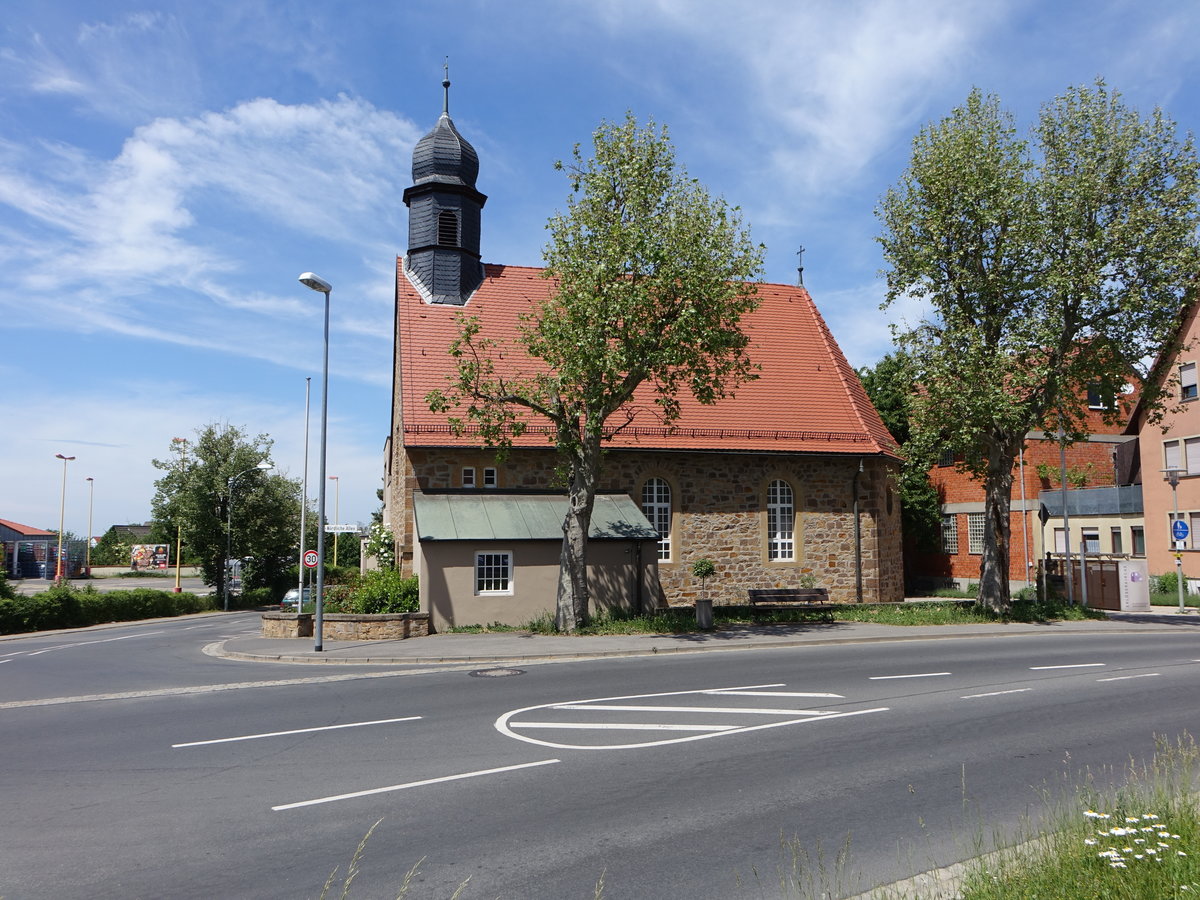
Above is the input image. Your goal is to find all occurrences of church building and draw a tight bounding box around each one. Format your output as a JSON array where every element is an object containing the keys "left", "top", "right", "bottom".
[{"left": 384, "top": 79, "right": 904, "bottom": 630}]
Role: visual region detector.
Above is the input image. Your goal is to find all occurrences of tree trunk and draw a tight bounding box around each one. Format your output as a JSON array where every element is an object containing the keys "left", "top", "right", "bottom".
[
  {"left": 555, "top": 432, "right": 601, "bottom": 632},
  {"left": 978, "top": 439, "right": 1019, "bottom": 612}
]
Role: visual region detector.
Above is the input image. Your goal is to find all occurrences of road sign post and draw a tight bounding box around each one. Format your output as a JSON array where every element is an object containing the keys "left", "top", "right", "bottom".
[{"left": 303, "top": 549, "right": 319, "bottom": 569}]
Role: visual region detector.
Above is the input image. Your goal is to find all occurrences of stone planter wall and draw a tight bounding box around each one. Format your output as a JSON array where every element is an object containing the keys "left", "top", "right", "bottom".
[{"left": 261, "top": 611, "right": 430, "bottom": 640}]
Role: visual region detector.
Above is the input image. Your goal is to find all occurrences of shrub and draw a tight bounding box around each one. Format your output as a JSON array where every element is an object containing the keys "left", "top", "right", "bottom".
[
  {"left": 351, "top": 570, "right": 419, "bottom": 614},
  {"left": 1153, "top": 571, "right": 1181, "bottom": 595},
  {"left": 0, "top": 584, "right": 217, "bottom": 634}
]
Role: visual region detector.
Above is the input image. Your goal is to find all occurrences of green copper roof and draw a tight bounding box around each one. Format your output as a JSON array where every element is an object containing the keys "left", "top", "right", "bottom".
[{"left": 412, "top": 492, "right": 659, "bottom": 542}]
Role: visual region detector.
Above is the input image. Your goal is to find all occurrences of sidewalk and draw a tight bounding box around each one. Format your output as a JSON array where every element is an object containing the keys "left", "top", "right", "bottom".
[{"left": 214, "top": 606, "right": 1200, "bottom": 666}]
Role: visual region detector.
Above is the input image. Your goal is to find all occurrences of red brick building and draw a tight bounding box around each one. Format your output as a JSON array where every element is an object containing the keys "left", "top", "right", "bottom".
[{"left": 908, "top": 394, "right": 1140, "bottom": 592}]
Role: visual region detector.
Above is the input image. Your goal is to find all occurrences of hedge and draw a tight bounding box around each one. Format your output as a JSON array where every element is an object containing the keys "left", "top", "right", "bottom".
[{"left": 0, "top": 584, "right": 219, "bottom": 635}]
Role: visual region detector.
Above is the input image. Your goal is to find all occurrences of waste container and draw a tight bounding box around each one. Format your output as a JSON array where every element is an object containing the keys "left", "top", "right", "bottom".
[{"left": 695, "top": 597, "right": 713, "bottom": 629}]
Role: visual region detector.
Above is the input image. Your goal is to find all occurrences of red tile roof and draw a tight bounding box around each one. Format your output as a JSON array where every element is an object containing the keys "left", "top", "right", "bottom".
[
  {"left": 0, "top": 518, "right": 56, "bottom": 537},
  {"left": 396, "top": 260, "right": 899, "bottom": 458}
]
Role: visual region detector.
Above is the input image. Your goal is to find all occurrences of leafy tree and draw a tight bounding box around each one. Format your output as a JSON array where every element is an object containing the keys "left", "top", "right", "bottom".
[
  {"left": 150, "top": 425, "right": 302, "bottom": 600},
  {"left": 858, "top": 352, "right": 942, "bottom": 555},
  {"left": 878, "top": 81, "right": 1200, "bottom": 611},
  {"left": 428, "top": 113, "right": 765, "bottom": 631}
]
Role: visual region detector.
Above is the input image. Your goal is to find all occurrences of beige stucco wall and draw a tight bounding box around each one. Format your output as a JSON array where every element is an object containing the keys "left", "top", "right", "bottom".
[
  {"left": 417, "top": 539, "right": 659, "bottom": 631},
  {"left": 390, "top": 447, "right": 903, "bottom": 607}
]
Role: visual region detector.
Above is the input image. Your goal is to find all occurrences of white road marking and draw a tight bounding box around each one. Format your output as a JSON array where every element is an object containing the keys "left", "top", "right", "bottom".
[
  {"left": 497, "top": 683, "right": 885, "bottom": 751},
  {"left": 25, "top": 631, "right": 165, "bottom": 657},
  {"left": 868, "top": 672, "right": 951, "bottom": 680},
  {"left": 173, "top": 716, "right": 422, "bottom": 748},
  {"left": 272, "top": 758, "right": 561, "bottom": 811},
  {"left": 1030, "top": 663, "right": 1105, "bottom": 670},
  {"left": 513, "top": 722, "right": 738, "bottom": 732},
  {"left": 0, "top": 669, "right": 431, "bottom": 710},
  {"left": 551, "top": 703, "right": 836, "bottom": 716},
  {"left": 0, "top": 659, "right": 9, "bottom": 665},
  {"left": 499, "top": 707, "right": 889, "bottom": 751},
  {"left": 1098, "top": 673, "right": 1161, "bottom": 682},
  {"left": 702, "top": 690, "right": 844, "bottom": 698},
  {"left": 961, "top": 689, "right": 1032, "bottom": 699}
]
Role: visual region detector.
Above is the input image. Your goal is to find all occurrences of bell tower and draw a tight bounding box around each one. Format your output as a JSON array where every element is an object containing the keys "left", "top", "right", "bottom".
[{"left": 402, "top": 66, "right": 487, "bottom": 305}]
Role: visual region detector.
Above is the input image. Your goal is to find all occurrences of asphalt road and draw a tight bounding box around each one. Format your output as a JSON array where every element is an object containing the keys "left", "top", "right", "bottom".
[{"left": 2, "top": 617, "right": 1198, "bottom": 898}]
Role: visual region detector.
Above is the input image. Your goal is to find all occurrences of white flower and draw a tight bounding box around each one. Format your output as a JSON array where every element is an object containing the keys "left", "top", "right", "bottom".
[
  {"left": 1111, "top": 861, "right": 1127, "bottom": 868},
  {"left": 1127, "top": 817, "right": 1141, "bottom": 824},
  {"left": 1135, "top": 854, "right": 1145, "bottom": 859},
  {"left": 1084, "top": 809, "right": 1105, "bottom": 818},
  {"left": 1180, "top": 851, "right": 1189, "bottom": 857},
  {"left": 1084, "top": 839, "right": 1097, "bottom": 846},
  {"left": 1144, "top": 813, "right": 1159, "bottom": 820},
  {"left": 1147, "top": 848, "right": 1158, "bottom": 855}
]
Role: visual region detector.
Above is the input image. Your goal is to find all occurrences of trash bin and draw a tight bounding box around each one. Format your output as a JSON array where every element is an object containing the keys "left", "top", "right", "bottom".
[{"left": 695, "top": 597, "right": 713, "bottom": 630}]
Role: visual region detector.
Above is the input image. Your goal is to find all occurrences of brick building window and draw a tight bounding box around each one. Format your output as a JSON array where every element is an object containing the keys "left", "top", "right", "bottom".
[
  {"left": 641, "top": 478, "right": 672, "bottom": 561},
  {"left": 937, "top": 448, "right": 955, "bottom": 467},
  {"left": 1182, "top": 362, "right": 1198, "bottom": 401},
  {"left": 475, "top": 551, "right": 512, "bottom": 594},
  {"left": 967, "top": 513, "right": 985, "bottom": 554},
  {"left": 766, "top": 480, "right": 795, "bottom": 561},
  {"left": 461, "top": 467, "right": 476, "bottom": 488},
  {"left": 940, "top": 514, "right": 958, "bottom": 554},
  {"left": 483, "top": 467, "right": 498, "bottom": 488}
]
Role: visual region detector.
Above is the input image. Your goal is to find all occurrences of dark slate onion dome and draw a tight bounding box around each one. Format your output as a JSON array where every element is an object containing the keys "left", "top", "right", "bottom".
[{"left": 402, "top": 72, "right": 487, "bottom": 305}]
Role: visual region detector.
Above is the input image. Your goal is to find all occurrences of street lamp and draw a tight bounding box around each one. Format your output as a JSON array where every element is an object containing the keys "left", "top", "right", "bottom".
[
  {"left": 85, "top": 477, "right": 94, "bottom": 575},
  {"left": 299, "top": 271, "right": 331, "bottom": 652},
  {"left": 329, "top": 475, "right": 340, "bottom": 565},
  {"left": 298, "top": 377, "right": 311, "bottom": 608},
  {"left": 225, "top": 460, "right": 273, "bottom": 611},
  {"left": 1164, "top": 467, "right": 1187, "bottom": 612},
  {"left": 54, "top": 453, "right": 75, "bottom": 580}
]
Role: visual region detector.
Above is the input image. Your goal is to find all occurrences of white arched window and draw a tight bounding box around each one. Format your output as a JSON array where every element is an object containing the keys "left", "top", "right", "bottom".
[
  {"left": 767, "top": 480, "right": 794, "bottom": 561},
  {"left": 641, "top": 478, "right": 672, "bottom": 561}
]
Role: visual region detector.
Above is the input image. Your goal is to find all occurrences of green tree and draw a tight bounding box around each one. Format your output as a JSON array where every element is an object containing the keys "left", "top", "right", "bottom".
[
  {"left": 150, "top": 425, "right": 302, "bottom": 600},
  {"left": 878, "top": 81, "right": 1200, "bottom": 611},
  {"left": 858, "top": 352, "right": 942, "bottom": 555},
  {"left": 428, "top": 113, "right": 764, "bottom": 631}
]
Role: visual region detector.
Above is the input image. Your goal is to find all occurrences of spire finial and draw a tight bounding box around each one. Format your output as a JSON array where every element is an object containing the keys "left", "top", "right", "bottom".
[
  {"left": 796, "top": 246, "right": 806, "bottom": 286},
  {"left": 442, "top": 58, "right": 450, "bottom": 116}
]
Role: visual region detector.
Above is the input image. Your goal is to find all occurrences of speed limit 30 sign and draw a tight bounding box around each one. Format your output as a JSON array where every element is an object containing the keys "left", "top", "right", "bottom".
[{"left": 303, "top": 550, "right": 319, "bottom": 568}]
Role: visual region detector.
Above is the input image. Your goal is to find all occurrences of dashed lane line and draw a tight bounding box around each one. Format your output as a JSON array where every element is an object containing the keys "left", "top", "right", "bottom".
[
  {"left": 868, "top": 672, "right": 951, "bottom": 680},
  {"left": 173, "top": 716, "right": 423, "bottom": 748},
  {"left": 0, "top": 668, "right": 429, "bottom": 710},
  {"left": 1030, "top": 663, "right": 1105, "bottom": 670},
  {"left": 1098, "top": 673, "right": 1161, "bottom": 682},
  {"left": 272, "top": 758, "right": 561, "bottom": 811}
]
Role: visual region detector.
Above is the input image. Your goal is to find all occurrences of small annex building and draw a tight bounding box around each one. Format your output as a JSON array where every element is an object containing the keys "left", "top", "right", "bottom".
[
  {"left": 413, "top": 491, "right": 660, "bottom": 631},
  {"left": 383, "top": 79, "right": 904, "bottom": 629}
]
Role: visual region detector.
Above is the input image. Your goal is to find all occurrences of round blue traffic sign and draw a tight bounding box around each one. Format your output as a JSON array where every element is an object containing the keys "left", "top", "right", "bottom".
[{"left": 1172, "top": 519, "right": 1190, "bottom": 542}]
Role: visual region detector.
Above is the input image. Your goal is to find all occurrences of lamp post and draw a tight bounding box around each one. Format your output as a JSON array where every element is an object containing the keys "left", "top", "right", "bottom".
[
  {"left": 298, "top": 377, "right": 311, "bottom": 607},
  {"left": 85, "top": 476, "right": 94, "bottom": 575},
  {"left": 329, "top": 475, "right": 340, "bottom": 565},
  {"left": 54, "top": 453, "right": 75, "bottom": 580},
  {"left": 225, "top": 461, "right": 273, "bottom": 611},
  {"left": 1165, "top": 467, "right": 1187, "bottom": 612},
  {"left": 299, "top": 271, "right": 331, "bottom": 652}
]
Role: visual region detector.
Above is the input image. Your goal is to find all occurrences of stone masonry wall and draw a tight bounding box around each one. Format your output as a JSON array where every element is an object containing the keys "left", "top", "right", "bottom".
[{"left": 391, "top": 445, "right": 903, "bottom": 605}]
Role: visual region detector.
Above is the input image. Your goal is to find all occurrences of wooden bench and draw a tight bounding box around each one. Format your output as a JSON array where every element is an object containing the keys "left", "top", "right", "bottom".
[{"left": 747, "top": 587, "right": 835, "bottom": 621}]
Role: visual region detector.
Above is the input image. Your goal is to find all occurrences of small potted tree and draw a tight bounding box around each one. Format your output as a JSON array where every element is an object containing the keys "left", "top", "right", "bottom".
[{"left": 692, "top": 557, "right": 716, "bottom": 629}]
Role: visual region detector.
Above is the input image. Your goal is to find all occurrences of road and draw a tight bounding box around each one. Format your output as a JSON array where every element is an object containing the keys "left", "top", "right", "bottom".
[{"left": 1, "top": 616, "right": 1197, "bottom": 898}]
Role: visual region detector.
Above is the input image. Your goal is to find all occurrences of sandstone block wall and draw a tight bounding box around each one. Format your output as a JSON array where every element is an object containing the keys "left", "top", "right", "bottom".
[{"left": 388, "top": 445, "right": 903, "bottom": 605}]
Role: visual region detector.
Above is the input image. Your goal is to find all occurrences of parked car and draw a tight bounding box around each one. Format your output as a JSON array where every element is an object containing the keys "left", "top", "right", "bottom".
[{"left": 280, "top": 587, "right": 312, "bottom": 610}]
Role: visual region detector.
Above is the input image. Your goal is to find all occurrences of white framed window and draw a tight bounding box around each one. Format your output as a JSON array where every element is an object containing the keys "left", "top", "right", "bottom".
[
  {"left": 1182, "top": 362, "right": 1198, "bottom": 401},
  {"left": 1087, "top": 384, "right": 1109, "bottom": 410},
  {"left": 461, "top": 467, "right": 476, "bottom": 488},
  {"left": 767, "top": 480, "right": 795, "bottom": 561},
  {"left": 474, "top": 551, "right": 512, "bottom": 595},
  {"left": 1187, "top": 438, "right": 1200, "bottom": 476},
  {"left": 1081, "top": 527, "right": 1100, "bottom": 553},
  {"left": 967, "top": 513, "right": 985, "bottom": 554},
  {"left": 940, "top": 514, "right": 958, "bottom": 554},
  {"left": 483, "top": 467, "right": 498, "bottom": 488},
  {"left": 1054, "top": 527, "right": 1066, "bottom": 554},
  {"left": 641, "top": 478, "right": 672, "bottom": 561},
  {"left": 1165, "top": 440, "right": 1182, "bottom": 473},
  {"left": 1191, "top": 513, "right": 1200, "bottom": 551}
]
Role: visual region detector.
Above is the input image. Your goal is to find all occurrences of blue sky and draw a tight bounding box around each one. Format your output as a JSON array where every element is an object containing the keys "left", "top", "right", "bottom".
[{"left": 4, "top": 1, "right": 1200, "bottom": 538}]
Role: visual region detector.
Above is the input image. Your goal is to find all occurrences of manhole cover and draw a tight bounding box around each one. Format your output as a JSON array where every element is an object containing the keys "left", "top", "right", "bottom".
[{"left": 469, "top": 667, "right": 526, "bottom": 678}]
